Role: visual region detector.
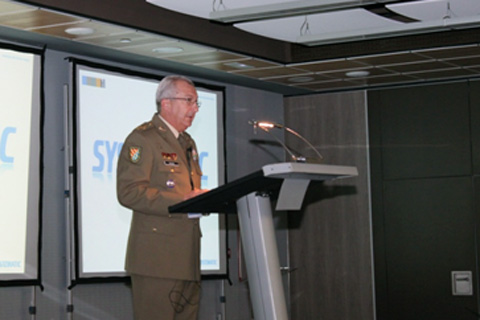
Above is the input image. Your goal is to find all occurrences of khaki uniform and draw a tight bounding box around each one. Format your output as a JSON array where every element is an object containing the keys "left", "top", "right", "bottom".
[{"left": 117, "top": 113, "right": 203, "bottom": 282}]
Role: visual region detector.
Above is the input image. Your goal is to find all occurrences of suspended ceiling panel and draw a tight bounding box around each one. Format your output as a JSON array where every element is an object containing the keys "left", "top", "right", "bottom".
[{"left": 0, "top": 0, "right": 480, "bottom": 94}]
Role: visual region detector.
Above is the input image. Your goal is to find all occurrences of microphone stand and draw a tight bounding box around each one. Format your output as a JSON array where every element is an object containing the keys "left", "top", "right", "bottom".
[{"left": 249, "top": 120, "right": 324, "bottom": 163}]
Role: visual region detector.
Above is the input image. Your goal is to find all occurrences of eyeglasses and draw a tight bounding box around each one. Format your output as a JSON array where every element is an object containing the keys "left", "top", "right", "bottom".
[{"left": 165, "top": 97, "right": 201, "bottom": 108}]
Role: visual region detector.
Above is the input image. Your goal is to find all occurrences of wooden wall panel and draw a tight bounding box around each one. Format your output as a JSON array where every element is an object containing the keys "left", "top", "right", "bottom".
[{"left": 284, "top": 91, "right": 374, "bottom": 320}]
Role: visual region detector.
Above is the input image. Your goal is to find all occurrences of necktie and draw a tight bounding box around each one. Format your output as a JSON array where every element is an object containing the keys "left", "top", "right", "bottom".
[
  {"left": 178, "top": 133, "right": 189, "bottom": 152},
  {"left": 178, "top": 133, "right": 194, "bottom": 190}
]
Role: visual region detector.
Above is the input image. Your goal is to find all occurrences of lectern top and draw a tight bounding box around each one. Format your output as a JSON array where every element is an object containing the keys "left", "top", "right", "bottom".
[
  {"left": 168, "top": 162, "right": 358, "bottom": 214},
  {"left": 263, "top": 162, "right": 358, "bottom": 180}
]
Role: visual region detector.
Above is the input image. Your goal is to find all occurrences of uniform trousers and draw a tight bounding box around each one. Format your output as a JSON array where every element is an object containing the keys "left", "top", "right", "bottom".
[{"left": 130, "top": 274, "right": 201, "bottom": 320}]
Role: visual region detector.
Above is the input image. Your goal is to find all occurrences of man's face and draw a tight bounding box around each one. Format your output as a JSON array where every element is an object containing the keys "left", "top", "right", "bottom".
[{"left": 161, "top": 80, "right": 199, "bottom": 132}]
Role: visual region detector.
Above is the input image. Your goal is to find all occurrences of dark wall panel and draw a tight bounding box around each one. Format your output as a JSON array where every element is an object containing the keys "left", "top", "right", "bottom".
[
  {"left": 475, "top": 177, "right": 480, "bottom": 284},
  {"left": 471, "top": 80, "right": 480, "bottom": 174},
  {"left": 367, "top": 94, "right": 389, "bottom": 318},
  {"left": 369, "top": 79, "right": 479, "bottom": 320},
  {"left": 369, "top": 82, "right": 471, "bottom": 180},
  {"left": 383, "top": 177, "right": 476, "bottom": 320}
]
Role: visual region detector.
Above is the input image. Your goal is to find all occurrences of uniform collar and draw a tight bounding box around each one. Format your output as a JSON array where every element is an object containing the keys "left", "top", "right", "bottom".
[{"left": 156, "top": 113, "right": 180, "bottom": 138}]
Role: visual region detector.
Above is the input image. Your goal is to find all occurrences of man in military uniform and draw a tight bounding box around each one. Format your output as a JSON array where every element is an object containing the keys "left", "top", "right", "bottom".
[{"left": 117, "top": 75, "right": 207, "bottom": 319}]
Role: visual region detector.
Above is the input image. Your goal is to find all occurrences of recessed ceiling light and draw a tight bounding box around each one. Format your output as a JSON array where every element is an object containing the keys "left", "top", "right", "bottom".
[
  {"left": 152, "top": 46, "right": 184, "bottom": 54},
  {"left": 288, "top": 76, "right": 315, "bottom": 83},
  {"left": 345, "top": 70, "right": 370, "bottom": 78},
  {"left": 119, "top": 38, "right": 132, "bottom": 43},
  {"left": 65, "top": 27, "right": 95, "bottom": 36},
  {"left": 224, "top": 62, "right": 254, "bottom": 69}
]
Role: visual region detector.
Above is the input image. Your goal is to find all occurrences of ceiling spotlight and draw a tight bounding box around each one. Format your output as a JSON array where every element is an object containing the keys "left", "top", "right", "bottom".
[
  {"left": 288, "top": 76, "right": 315, "bottom": 83},
  {"left": 152, "top": 46, "right": 184, "bottom": 54},
  {"left": 345, "top": 70, "right": 370, "bottom": 78},
  {"left": 119, "top": 38, "right": 132, "bottom": 43},
  {"left": 65, "top": 27, "right": 94, "bottom": 36},
  {"left": 224, "top": 61, "right": 254, "bottom": 69}
]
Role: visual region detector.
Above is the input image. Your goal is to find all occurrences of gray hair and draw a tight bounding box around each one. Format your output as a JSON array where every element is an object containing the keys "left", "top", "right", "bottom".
[{"left": 155, "top": 75, "right": 195, "bottom": 112}]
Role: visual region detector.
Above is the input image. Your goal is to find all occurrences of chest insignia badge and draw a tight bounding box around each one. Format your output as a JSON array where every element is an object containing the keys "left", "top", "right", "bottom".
[
  {"left": 192, "top": 148, "right": 198, "bottom": 161},
  {"left": 166, "top": 179, "right": 175, "bottom": 188},
  {"left": 162, "top": 152, "right": 178, "bottom": 161}
]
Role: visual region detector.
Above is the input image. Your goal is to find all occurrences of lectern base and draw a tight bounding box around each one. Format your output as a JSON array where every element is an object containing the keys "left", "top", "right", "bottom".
[{"left": 236, "top": 192, "right": 288, "bottom": 320}]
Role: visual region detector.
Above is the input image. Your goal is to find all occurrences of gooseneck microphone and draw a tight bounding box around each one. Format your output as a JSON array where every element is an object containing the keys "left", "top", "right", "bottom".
[{"left": 249, "top": 120, "right": 324, "bottom": 163}]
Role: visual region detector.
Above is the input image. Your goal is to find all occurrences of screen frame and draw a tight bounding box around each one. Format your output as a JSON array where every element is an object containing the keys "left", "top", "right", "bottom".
[
  {"left": 0, "top": 42, "right": 43, "bottom": 286},
  {"left": 68, "top": 59, "right": 228, "bottom": 285}
]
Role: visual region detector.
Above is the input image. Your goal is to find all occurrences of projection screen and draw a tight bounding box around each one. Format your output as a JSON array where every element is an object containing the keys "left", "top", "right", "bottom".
[
  {"left": 0, "top": 46, "right": 42, "bottom": 283},
  {"left": 70, "top": 61, "right": 226, "bottom": 281}
]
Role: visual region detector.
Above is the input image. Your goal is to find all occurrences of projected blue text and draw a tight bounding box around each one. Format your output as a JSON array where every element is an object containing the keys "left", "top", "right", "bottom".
[
  {"left": 0, "top": 126, "right": 16, "bottom": 163},
  {"left": 92, "top": 140, "right": 123, "bottom": 173}
]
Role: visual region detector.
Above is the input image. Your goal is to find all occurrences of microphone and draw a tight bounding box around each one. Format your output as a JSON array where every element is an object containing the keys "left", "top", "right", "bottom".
[{"left": 249, "top": 120, "right": 324, "bottom": 163}]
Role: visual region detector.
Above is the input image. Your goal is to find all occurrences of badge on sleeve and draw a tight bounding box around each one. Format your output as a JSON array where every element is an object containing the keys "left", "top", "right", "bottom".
[{"left": 129, "top": 146, "right": 142, "bottom": 163}]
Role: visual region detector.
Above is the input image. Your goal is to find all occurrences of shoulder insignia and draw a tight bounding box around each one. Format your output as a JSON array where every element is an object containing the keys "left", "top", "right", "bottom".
[{"left": 136, "top": 122, "right": 153, "bottom": 131}]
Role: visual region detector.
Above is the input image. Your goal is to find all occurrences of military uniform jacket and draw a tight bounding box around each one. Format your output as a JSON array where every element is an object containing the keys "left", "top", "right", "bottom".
[{"left": 117, "top": 114, "right": 202, "bottom": 281}]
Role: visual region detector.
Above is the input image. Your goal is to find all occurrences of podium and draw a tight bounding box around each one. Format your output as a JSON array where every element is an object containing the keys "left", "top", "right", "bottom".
[{"left": 169, "top": 162, "right": 358, "bottom": 320}]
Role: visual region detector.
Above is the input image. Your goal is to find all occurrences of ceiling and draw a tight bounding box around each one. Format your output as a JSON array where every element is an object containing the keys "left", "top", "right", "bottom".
[
  {"left": 1, "top": 0, "right": 480, "bottom": 95},
  {"left": 150, "top": 0, "right": 480, "bottom": 44}
]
